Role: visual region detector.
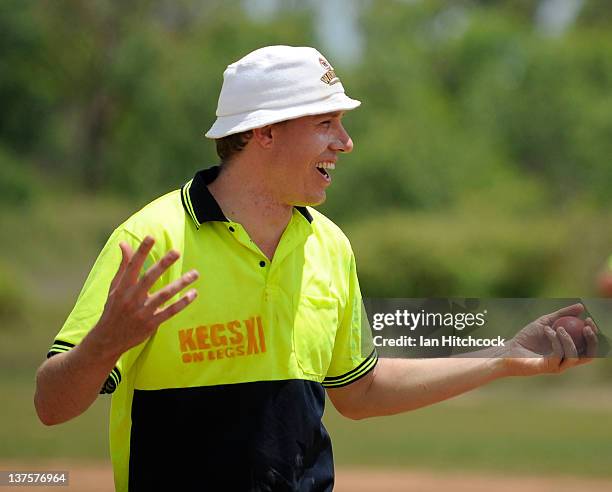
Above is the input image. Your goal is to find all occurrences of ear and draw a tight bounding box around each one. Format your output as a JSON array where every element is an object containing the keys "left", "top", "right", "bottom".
[{"left": 251, "top": 125, "right": 276, "bottom": 149}]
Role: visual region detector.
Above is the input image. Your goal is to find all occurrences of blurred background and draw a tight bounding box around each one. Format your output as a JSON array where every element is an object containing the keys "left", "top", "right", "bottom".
[{"left": 2, "top": 0, "right": 612, "bottom": 488}]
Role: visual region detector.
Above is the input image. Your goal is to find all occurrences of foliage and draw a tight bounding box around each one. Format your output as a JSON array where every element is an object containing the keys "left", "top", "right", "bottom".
[
  {"left": 0, "top": 146, "right": 37, "bottom": 206},
  {"left": 0, "top": 260, "right": 25, "bottom": 325},
  {"left": 348, "top": 211, "right": 565, "bottom": 298},
  {"left": 1, "top": 0, "right": 611, "bottom": 310}
]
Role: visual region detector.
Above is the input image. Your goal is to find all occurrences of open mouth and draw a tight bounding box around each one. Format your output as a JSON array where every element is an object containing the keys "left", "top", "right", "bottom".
[{"left": 315, "top": 161, "right": 335, "bottom": 182}]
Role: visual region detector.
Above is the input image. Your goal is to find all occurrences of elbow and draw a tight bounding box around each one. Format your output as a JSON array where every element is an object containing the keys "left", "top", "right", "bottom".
[
  {"left": 34, "top": 395, "right": 54, "bottom": 426},
  {"left": 34, "top": 389, "right": 60, "bottom": 426},
  {"left": 37, "top": 413, "right": 60, "bottom": 427},
  {"left": 34, "top": 370, "right": 63, "bottom": 426},
  {"left": 327, "top": 367, "right": 380, "bottom": 420},
  {"left": 333, "top": 401, "right": 372, "bottom": 421},
  {"left": 34, "top": 370, "right": 51, "bottom": 425},
  {"left": 329, "top": 371, "right": 378, "bottom": 420},
  {"left": 342, "top": 410, "right": 369, "bottom": 421}
]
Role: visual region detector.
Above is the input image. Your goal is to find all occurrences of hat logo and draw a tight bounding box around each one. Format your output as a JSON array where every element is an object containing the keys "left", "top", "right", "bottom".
[
  {"left": 320, "top": 70, "right": 340, "bottom": 85},
  {"left": 319, "top": 57, "right": 340, "bottom": 85}
]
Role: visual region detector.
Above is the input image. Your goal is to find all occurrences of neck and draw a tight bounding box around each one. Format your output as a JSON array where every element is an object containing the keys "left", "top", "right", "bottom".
[{"left": 207, "top": 160, "right": 294, "bottom": 258}]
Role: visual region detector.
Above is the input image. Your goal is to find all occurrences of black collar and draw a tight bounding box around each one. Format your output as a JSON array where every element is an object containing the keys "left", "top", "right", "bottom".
[{"left": 181, "top": 166, "right": 313, "bottom": 228}]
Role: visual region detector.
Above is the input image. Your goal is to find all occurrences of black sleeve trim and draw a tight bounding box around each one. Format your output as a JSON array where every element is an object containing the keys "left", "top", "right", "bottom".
[
  {"left": 47, "top": 340, "right": 76, "bottom": 358},
  {"left": 46, "top": 339, "right": 122, "bottom": 395},
  {"left": 322, "top": 350, "right": 378, "bottom": 388},
  {"left": 51, "top": 340, "right": 76, "bottom": 349},
  {"left": 101, "top": 367, "right": 122, "bottom": 394}
]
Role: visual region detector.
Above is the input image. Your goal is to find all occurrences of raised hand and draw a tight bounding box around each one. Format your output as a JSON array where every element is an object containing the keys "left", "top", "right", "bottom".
[{"left": 94, "top": 235, "right": 199, "bottom": 357}]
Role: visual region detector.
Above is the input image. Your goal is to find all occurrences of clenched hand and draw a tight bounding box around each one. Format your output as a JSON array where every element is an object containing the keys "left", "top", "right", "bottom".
[{"left": 503, "top": 303, "right": 598, "bottom": 376}]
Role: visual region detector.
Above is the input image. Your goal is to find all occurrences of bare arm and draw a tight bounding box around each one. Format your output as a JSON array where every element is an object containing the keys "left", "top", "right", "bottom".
[
  {"left": 328, "top": 304, "right": 598, "bottom": 420},
  {"left": 34, "top": 326, "right": 124, "bottom": 425},
  {"left": 34, "top": 236, "right": 199, "bottom": 425},
  {"left": 330, "top": 356, "right": 506, "bottom": 420}
]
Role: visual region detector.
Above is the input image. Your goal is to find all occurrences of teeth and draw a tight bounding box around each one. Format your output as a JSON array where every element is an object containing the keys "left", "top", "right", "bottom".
[{"left": 315, "top": 161, "right": 336, "bottom": 170}]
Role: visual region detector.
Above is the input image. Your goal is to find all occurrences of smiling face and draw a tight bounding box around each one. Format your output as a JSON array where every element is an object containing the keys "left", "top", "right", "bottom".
[{"left": 266, "top": 111, "right": 354, "bottom": 207}]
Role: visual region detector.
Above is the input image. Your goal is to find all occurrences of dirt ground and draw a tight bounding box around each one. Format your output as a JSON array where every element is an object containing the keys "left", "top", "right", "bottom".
[
  {"left": 335, "top": 468, "right": 612, "bottom": 492},
  {"left": 3, "top": 463, "right": 612, "bottom": 491}
]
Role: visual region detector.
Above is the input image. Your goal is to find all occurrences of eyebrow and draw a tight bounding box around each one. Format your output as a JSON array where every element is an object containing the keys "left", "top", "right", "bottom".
[{"left": 317, "top": 111, "right": 345, "bottom": 119}]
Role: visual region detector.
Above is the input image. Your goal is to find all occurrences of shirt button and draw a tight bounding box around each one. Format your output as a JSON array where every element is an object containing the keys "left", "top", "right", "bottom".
[
  {"left": 228, "top": 226, "right": 235, "bottom": 232},
  {"left": 259, "top": 261, "right": 266, "bottom": 267}
]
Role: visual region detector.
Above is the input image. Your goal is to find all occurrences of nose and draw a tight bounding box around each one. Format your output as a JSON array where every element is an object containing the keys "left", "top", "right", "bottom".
[{"left": 330, "top": 123, "right": 354, "bottom": 154}]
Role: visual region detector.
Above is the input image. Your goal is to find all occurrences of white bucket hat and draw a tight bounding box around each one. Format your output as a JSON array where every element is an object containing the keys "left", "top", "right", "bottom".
[{"left": 205, "top": 45, "right": 361, "bottom": 139}]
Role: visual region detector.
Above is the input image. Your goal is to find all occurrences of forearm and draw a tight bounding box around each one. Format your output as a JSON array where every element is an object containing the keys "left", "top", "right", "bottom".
[
  {"left": 331, "top": 304, "right": 592, "bottom": 420},
  {"left": 357, "top": 355, "right": 508, "bottom": 418},
  {"left": 34, "top": 326, "right": 122, "bottom": 426}
]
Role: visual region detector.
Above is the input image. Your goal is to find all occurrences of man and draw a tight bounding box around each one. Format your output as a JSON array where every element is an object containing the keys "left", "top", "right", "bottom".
[{"left": 35, "top": 46, "right": 598, "bottom": 491}]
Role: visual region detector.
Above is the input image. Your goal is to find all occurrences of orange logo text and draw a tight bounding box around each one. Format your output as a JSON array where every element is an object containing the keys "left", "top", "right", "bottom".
[{"left": 178, "top": 316, "right": 266, "bottom": 363}]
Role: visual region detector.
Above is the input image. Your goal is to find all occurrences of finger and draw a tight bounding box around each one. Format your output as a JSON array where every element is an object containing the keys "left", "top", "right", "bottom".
[
  {"left": 557, "top": 327, "right": 579, "bottom": 358},
  {"left": 556, "top": 327, "right": 580, "bottom": 371},
  {"left": 137, "top": 249, "right": 181, "bottom": 297},
  {"left": 109, "top": 242, "right": 132, "bottom": 293},
  {"left": 583, "top": 325, "right": 599, "bottom": 359},
  {"left": 544, "top": 326, "right": 563, "bottom": 365},
  {"left": 145, "top": 270, "right": 199, "bottom": 311},
  {"left": 540, "top": 303, "right": 584, "bottom": 326},
  {"left": 122, "top": 236, "right": 155, "bottom": 287},
  {"left": 153, "top": 289, "right": 198, "bottom": 325},
  {"left": 584, "top": 317, "right": 599, "bottom": 334}
]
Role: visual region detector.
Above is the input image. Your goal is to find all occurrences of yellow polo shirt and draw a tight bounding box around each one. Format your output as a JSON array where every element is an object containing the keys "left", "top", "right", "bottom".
[{"left": 47, "top": 165, "right": 377, "bottom": 491}]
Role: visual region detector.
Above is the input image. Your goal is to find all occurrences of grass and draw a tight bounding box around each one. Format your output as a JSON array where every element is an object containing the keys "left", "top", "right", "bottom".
[
  {"left": 325, "top": 383, "right": 612, "bottom": 477},
  {"left": 2, "top": 374, "right": 110, "bottom": 461}
]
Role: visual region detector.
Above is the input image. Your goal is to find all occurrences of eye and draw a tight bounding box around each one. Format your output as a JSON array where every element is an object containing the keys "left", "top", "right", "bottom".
[{"left": 320, "top": 120, "right": 331, "bottom": 126}]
